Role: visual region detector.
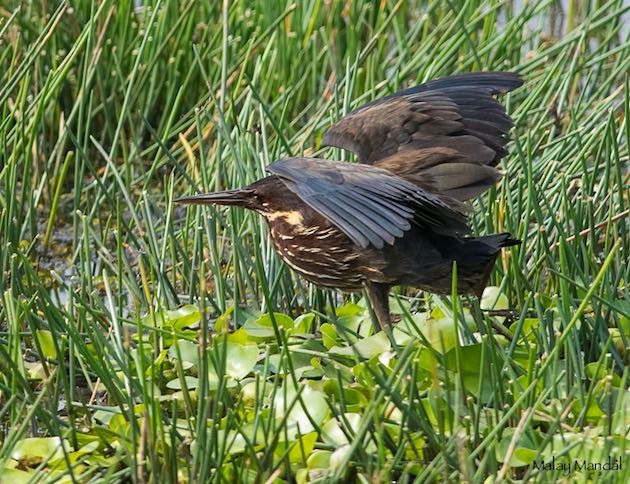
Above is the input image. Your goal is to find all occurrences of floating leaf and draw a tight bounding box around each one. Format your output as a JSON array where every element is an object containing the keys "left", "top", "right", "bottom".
[
  {"left": 320, "top": 323, "right": 339, "bottom": 349},
  {"left": 294, "top": 313, "right": 315, "bottom": 334},
  {"left": 243, "top": 312, "right": 293, "bottom": 339},
  {"left": 145, "top": 305, "right": 201, "bottom": 330},
  {"left": 256, "top": 312, "right": 294, "bottom": 330},
  {"left": 210, "top": 341, "right": 259, "bottom": 380},
  {"left": 321, "top": 413, "right": 361, "bottom": 445},
  {"left": 306, "top": 449, "right": 332, "bottom": 471},
  {"left": 330, "top": 444, "right": 353, "bottom": 471},
  {"left": 329, "top": 331, "right": 390, "bottom": 358},
  {"left": 481, "top": 287, "right": 509, "bottom": 322},
  {"left": 495, "top": 428, "right": 538, "bottom": 467},
  {"left": 274, "top": 431, "right": 318, "bottom": 465},
  {"left": 416, "top": 316, "right": 458, "bottom": 353},
  {"left": 35, "top": 330, "right": 57, "bottom": 359},
  {"left": 0, "top": 467, "right": 34, "bottom": 483},
  {"left": 168, "top": 340, "right": 199, "bottom": 369},
  {"left": 274, "top": 385, "right": 328, "bottom": 438},
  {"left": 11, "top": 437, "right": 70, "bottom": 466},
  {"left": 510, "top": 317, "right": 541, "bottom": 342},
  {"left": 166, "top": 376, "right": 199, "bottom": 390}
]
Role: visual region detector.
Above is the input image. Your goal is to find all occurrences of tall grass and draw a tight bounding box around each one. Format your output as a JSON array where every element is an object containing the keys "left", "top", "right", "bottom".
[{"left": 0, "top": 0, "right": 628, "bottom": 482}]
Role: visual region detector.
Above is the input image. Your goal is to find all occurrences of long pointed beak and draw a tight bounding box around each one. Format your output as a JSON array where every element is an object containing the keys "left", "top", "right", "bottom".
[{"left": 175, "top": 189, "right": 255, "bottom": 207}]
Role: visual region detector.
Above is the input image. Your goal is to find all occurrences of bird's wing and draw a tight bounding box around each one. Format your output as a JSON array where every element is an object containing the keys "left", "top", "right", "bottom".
[
  {"left": 321, "top": 72, "right": 522, "bottom": 200},
  {"left": 267, "top": 157, "right": 469, "bottom": 249}
]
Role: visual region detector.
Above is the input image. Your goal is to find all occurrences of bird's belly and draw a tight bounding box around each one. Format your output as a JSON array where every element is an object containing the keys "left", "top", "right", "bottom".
[{"left": 269, "top": 223, "right": 364, "bottom": 290}]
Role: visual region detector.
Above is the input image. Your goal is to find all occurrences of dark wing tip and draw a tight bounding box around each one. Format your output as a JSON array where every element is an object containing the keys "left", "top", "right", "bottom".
[{"left": 394, "top": 71, "right": 523, "bottom": 98}]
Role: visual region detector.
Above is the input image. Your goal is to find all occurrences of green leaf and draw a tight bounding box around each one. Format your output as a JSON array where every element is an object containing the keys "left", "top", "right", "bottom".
[
  {"left": 166, "top": 375, "right": 199, "bottom": 390},
  {"left": 11, "top": 437, "right": 70, "bottom": 465},
  {"left": 274, "top": 431, "right": 318, "bottom": 465},
  {"left": 211, "top": 341, "right": 259, "bottom": 380},
  {"left": 306, "top": 449, "right": 332, "bottom": 470},
  {"left": 168, "top": 339, "right": 199, "bottom": 369},
  {"left": 320, "top": 323, "right": 339, "bottom": 349},
  {"left": 145, "top": 305, "right": 201, "bottom": 330},
  {"left": 256, "top": 312, "right": 294, "bottom": 330},
  {"left": 321, "top": 413, "right": 361, "bottom": 445},
  {"left": 35, "top": 330, "right": 57, "bottom": 359},
  {"left": 243, "top": 312, "right": 293, "bottom": 339},
  {"left": 274, "top": 385, "right": 329, "bottom": 438},
  {"left": 495, "top": 428, "right": 538, "bottom": 467},
  {"left": 510, "top": 317, "right": 541, "bottom": 342},
  {"left": 417, "top": 316, "right": 458, "bottom": 353},
  {"left": 329, "top": 331, "right": 390, "bottom": 358},
  {"left": 294, "top": 313, "right": 315, "bottom": 333},
  {"left": 481, "top": 286, "right": 509, "bottom": 311},
  {"left": 0, "top": 467, "right": 35, "bottom": 483}
]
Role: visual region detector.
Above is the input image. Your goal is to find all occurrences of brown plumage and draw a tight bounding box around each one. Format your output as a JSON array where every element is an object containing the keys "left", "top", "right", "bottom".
[{"left": 177, "top": 72, "right": 523, "bottom": 329}]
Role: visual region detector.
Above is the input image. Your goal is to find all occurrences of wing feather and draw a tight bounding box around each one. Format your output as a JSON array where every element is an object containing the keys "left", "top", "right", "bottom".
[
  {"left": 321, "top": 72, "right": 522, "bottom": 201},
  {"left": 268, "top": 158, "right": 468, "bottom": 249}
]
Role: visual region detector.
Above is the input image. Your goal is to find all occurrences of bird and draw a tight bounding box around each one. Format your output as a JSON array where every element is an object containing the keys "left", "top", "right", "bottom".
[{"left": 177, "top": 72, "right": 523, "bottom": 330}]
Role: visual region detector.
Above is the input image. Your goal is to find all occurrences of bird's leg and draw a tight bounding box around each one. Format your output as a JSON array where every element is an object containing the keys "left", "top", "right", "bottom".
[{"left": 363, "top": 281, "right": 391, "bottom": 332}]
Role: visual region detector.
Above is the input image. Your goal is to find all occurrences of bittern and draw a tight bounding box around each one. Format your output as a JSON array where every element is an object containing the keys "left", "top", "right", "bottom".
[{"left": 177, "top": 72, "right": 522, "bottom": 329}]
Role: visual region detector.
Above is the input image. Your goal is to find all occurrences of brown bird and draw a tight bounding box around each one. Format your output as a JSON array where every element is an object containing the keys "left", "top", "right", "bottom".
[{"left": 177, "top": 72, "right": 522, "bottom": 329}]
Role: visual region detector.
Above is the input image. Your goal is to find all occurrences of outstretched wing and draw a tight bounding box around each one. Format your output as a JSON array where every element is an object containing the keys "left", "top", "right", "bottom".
[
  {"left": 267, "top": 157, "right": 469, "bottom": 249},
  {"left": 322, "top": 72, "right": 522, "bottom": 200}
]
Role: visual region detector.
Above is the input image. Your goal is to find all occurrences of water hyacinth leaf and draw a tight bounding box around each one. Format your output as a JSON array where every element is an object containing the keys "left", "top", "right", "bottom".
[
  {"left": 421, "top": 394, "right": 454, "bottom": 431},
  {"left": 256, "top": 312, "right": 294, "bottom": 330},
  {"left": 273, "top": 431, "right": 318, "bottom": 464},
  {"left": 330, "top": 444, "right": 353, "bottom": 471},
  {"left": 495, "top": 428, "right": 538, "bottom": 467},
  {"left": 274, "top": 385, "right": 329, "bottom": 438},
  {"left": 445, "top": 344, "right": 491, "bottom": 398},
  {"left": 307, "top": 449, "right": 332, "bottom": 468},
  {"left": 166, "top": 375, "right": 199, "bottom": 390},
  {"left": 335, "top": 302, "right": 364, "bottom": 319},
  {"left": 242, "top": 320, "right": 276, "bottom": 338},
  {"left": 357, "top": 295, "right": 410, "bottom": 315},
  {"left": 332, "top": 302, "right": 367, "bottom": 336},
  {"left": 226, "top": 327, "right": 251, "bottom": 345},
  {"left": 294, "top": 312, "right": 315, "bottom": 333},
  {"left": 321, "top": 413, "right": 362, "bottom": 445},
  {"left": 144, "top": 305, "right": 201, "bottom": 329},
  {"left": 392, "top": 326, "right": 414, "bottom": 346},
  {"left": 510, "top": 317, "right": 541, "bottom": 342},
  {"left": 243, "top": 312, "right": 293, "bottom": 338},
  {"left": 92, "top": 408, "right": 121, "bottom": 426},
  {"left": 268, "top": 348, "right": 321, "bottom": 378},
  {"left": 211, "top": 341, "right": 260, "bottom": 380},
  {"left": 320, "top": 323, "right": 339, "bottom": 349},
  {"left": 404, "top": 433, "right": 426, "bottom": 460},
  {"left": 35, "top": 330, "right": 57, "bottom": 359},
  {"left": 415, "top": 316, "right": 458, "bottom": 352},
  {"left": 609, "top": 328, "right": 629, "bottom": 355},
  {"left": 11, "top": 437, "right": 70, "bottom": 465},
  {"left": 168, "top": 339, "right": 199, "bottom": 369},
  {"left": 480, "top": 286, "right": 509, "bottom": 313},
  {"left": 323, "top": 381, "right": 369, "bottom": 412},
  {"left": 26, "top": 362, "right": 47, "bottom": 380},
  {"left": 329, "top": 331, "right": 390, "bottom": 358},
  {"left": 213, "top": 306, "right": 233, "bottom": 333},
  {"left": 305, "top": 450, "right": 332, "bottom": 477},
  {"left": 584, "top": 362, "right": 622, "bottom": 386},
  {"left": 214, "top": 424, "right": 266, "bottom": 455},
  {"left": 0, "top": 467, "right": 34, "bottom": 482}
]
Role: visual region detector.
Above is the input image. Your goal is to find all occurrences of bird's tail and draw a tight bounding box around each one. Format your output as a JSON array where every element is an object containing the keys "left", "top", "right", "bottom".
[{"left": 450, "top": 232, "right": 520, "bottom": 296}]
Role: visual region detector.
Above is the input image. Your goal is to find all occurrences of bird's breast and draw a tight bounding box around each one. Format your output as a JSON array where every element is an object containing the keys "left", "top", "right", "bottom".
[{"left": 266, "top": 215, "right": 364, "bottom": 290}]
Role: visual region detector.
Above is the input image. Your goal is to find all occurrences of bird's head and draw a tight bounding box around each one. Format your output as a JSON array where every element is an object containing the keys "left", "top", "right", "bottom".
[{"left": 176, "top": 176, "right": 288, "bottom": 215}]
